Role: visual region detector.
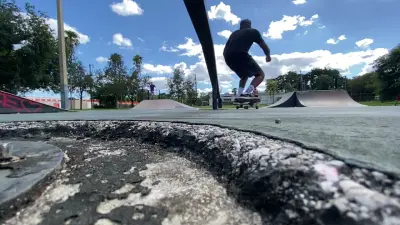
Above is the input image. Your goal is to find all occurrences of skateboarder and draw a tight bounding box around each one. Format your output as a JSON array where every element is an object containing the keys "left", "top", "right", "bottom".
[
  {"left": 223, "top": 19, "right": 271, "bottom": 99},
  {"left": 149, "top": 83, "right": 156, "bottom": 99}
]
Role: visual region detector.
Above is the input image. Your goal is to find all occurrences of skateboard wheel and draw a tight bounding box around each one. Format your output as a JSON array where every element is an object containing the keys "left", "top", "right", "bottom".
[
  {"left": 236, "top": 105, "right": 240, "bottom": 109},
  {"left": 255, "top": 105, "right": 259, "bottom": 109}
]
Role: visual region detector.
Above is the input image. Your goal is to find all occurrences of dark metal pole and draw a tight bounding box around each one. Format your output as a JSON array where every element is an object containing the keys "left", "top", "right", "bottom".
[{"left": 183, "top": 0, "right": 221, "bottom": 110}]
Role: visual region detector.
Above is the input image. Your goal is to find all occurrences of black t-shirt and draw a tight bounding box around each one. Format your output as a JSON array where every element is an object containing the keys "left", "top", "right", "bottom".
[
  {"left": 223, "top": 28, "right": 263, "bottom": 57},
  {"left": 150, "top": 84, "right": 155, "bottom": 91}
]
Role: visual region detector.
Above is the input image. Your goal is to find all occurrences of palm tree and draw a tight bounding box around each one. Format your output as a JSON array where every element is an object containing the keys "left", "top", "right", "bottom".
[
  {"left": 232, "top": 88, "right": 237, "bottom": 96},
  {"left": 266, "top": 80, "right": 278, "bottom": 103}
]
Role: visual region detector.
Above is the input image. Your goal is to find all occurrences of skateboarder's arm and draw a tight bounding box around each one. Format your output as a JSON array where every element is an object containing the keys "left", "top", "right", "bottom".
[
  {"left": 254, "top": 29, "right": 270, "bottom": 57},
  {"left": 258, "top": 40, "right": 270, "bottom": 57}
]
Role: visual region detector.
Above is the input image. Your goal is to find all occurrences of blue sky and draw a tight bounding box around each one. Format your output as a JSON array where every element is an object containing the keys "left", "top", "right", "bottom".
[{"left": 17, "top": 0, "right": 399, "bottom": 98}]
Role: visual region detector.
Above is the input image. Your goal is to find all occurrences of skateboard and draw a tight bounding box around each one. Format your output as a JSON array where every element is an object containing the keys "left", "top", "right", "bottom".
[{"left": 233, "top": 97, "right": 261, "bottom": 109}]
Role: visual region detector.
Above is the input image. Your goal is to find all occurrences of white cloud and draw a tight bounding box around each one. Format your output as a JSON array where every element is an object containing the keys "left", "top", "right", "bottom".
[
  {"left": 198, "top": 88, "right": 212, "bottom": 94},
  {"left": 149, "top": 77, "right": 168, "bottom": 91},
  {"left": 160, "top": 42, "right": 179, "bottom": 52},
  {"left": 143, "top": 64, "right": 173, "bottom": 75},
  {"left": 326, "top": 39, "right": 338, "bottom": 45},
  {"left": 137, "top": 37, "right": 144, "bottom": 42},
  {"left": 168, "top": 38, "right": 389, "bottom": 84},
  {"left": 258, "top": 81, "right": 266, "bottom": 92},
  {"left": 263, "top": 14, "right": 319, "bottom": 39},
  {"left": 177, "top": 38, "right": 203, "bottom": 57},
  {"left": 46, "top": 18, "right": 90, "bottom": 44},
  {"left": 326, "top": 35, "right": 346, "bottom": 45},
  {"left": 338, "top": 35, "right": 346, "bottom": 41},
  {"left": 293, "top": 0, "right": 307, "bottom": 5},
  {"left": 112, "top": 33, "right": 132, "bottom": 47},
  {"left": 110, "top": 0, "right": 143, "bottom": 16},
  {"left": 220, "top": 81, "right": 233, "bottom": 90},
  {"left": 356, "top": 38, "right": 374, "bottom": 49},
  {"left": 140, "top": 37, "right": 388, "bottom": 93},
  {"left": 207, "top": 2, "right": 241, "bottom": 25},
  {"left": 96, "top": 56, "right": 109, "bottom": 63},
  {"left": 217, "top": 30, "right": 232, "bottom": 39}
]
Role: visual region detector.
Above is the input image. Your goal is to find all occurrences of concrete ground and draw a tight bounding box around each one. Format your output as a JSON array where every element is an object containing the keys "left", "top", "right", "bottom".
[
  {"left": 1, "top": 106, "right": 399, "bottom": 175},
  {"left": 1, "top": 120, "right": 399, "bottom": 225},
  {"left": 2, "top": 136, "right": 261, "bottom": 225}
]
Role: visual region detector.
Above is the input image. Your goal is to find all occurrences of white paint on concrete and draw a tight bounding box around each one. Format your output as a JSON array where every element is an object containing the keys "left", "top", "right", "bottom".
[
  {"left": 97, "top": 154, "right": 262, "bottom": 225},
  {"left": 94, "top": 218, "right": 119, "bottom": 225},
  {"left": 4, "top": 180, "right": 81, "bottom": 225}
]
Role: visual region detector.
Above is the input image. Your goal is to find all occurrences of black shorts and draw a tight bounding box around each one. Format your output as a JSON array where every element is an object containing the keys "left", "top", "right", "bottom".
[{"left": 224, "top": 53, "right": 263, "bottom": 79}]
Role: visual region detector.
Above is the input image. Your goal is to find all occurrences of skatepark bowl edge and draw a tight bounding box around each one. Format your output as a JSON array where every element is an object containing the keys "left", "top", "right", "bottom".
[{"left": 0, "top": 118, "right": 399, "bottom": 225}]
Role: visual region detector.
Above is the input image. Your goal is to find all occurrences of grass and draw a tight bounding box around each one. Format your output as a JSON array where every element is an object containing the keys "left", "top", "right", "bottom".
[{"left": 359, "top": 100, "right": 399, "bottom": 106}]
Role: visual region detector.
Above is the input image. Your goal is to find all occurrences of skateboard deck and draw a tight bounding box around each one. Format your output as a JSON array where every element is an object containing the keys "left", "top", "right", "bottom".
[{"left": 233, "top": 97, "right": 261, "bottom": 109}]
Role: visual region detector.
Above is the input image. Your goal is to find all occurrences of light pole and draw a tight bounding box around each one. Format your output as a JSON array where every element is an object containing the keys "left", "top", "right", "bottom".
[{"left": 56, "top": 0, "right": 69, "bottom": 110}]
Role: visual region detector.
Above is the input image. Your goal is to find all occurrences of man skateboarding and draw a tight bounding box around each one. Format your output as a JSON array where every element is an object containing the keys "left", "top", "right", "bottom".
[
  {"left": 223, "top": 19, "right": 271, "bottom": 99},
  {"left": 149, "top": 83, "right": 156, "bottom": 99}
]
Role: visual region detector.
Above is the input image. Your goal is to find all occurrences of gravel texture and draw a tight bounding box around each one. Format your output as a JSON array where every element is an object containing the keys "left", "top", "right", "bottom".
[
  {"left": 0, "top": 120, "right": 399, "bottom": 225},
  {"left": 1, "top": 137, "right": 261, "bottom": 225}
]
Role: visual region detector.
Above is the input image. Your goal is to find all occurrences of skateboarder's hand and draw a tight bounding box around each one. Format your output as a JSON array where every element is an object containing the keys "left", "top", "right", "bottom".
[{"left": 266, "top": 55, "right": 271, "bottom": 63}]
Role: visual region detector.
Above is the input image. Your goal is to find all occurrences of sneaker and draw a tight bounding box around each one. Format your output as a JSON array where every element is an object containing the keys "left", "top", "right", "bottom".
[{"left": 234, "top": 94, "right": 252, "bottom": 102}]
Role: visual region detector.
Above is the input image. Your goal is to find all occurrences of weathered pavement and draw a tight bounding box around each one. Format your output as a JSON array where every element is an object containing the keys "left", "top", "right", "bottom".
[
  {"left": 1, "top": 134, "right": 261, "bottom": 225},
  {"left": 0, "top": 121, "right": 399, "bottom": 225},
  {"left": 0, "top": 106, "right": 399, "bottom": 175}
]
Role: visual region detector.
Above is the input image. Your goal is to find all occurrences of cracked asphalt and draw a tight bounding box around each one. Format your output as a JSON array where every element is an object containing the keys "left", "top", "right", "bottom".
[
  {"left": 3, "top": 136, "right": 261, "bottom": 225},
  {"left": 1, "top": 120, "right": 399, "bottom": 225}
]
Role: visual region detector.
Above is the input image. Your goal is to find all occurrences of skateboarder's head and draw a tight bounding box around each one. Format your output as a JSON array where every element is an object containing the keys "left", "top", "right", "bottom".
[{"left": 240, "top": 19, "right": 251, "bottom": 29}]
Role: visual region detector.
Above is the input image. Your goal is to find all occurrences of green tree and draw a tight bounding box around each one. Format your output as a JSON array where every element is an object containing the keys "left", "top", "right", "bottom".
[
  {"left": 103, "top": 53, "right": 128, "bottom": 104},
  {"left": 127, "top": 54, "right": 142, "bottom": 105},
  {"left": 167, "top": 68, "right": 185, "bottom": 102},
  {"left": 183, "top": 76, "right": 197, "bottom": 105},
  {"left": 65, "top": 30, "right": 79, "bottom": 66},
  {"left": 0, "top": 0, "right": 59, "bottom": 93},
  {"left": 266, "top": 79, "right": 278, "bottom": 103},
  {"left": 68, "top": 61, "right": 93, "bottom": 109},
  {"left": 374, "top": 44, "right": 400, "bottom": 101},
  {"left": 284, "top": 71, "right": 301, "bottom": 91},
  {"left": 305, "top": 68, "right": 343, "bottom": 90},
  {"left": 315, "top": 74, "right": 334, "bottom": 90},
  {"left": 347, "top": 72, "right": 380, "bottom": 101}
]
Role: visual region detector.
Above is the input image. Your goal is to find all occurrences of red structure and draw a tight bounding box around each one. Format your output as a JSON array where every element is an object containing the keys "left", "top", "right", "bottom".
[{"left": 0, "top": 90, "right": 66, "bottom": 114}]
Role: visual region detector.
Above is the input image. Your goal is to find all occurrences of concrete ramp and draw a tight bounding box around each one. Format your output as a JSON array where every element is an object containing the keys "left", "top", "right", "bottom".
[
  {"left": 266, "top": 90, "right": 365, "bottom": 108},
  {"left": 132, "top": 99, "right": 199, "bottom": 110},
  {"left": 296, "top": 90, "right": 364, "bottom": 107},
  {"left": 0, "top": 90, "right": 66, "bottom": 114},
  {"left": 268, "top": 92, "right": 300, "bottom": 108}
]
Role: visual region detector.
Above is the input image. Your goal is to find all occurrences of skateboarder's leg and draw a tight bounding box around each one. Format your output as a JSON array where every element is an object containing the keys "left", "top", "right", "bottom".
[
  {"left": 237, "top": 77, "right": 248, "bottom": 96},
  {"left": 224, "top": 54, "right": 249, "bottom": 97},
  {"left": 244, "top": 55, "right": 265, "bottom": 94}
]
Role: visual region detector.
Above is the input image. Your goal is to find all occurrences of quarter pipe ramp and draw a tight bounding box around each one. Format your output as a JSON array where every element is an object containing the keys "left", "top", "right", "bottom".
[
  {"left": 267, "top": 90, "right": 365, "bottom": 108},
  {"left": 0, "top": 90, "right": 66, "bottom": 114},
  {"left": 132, "top": 99, "right": 199, "bottom": 110}
]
